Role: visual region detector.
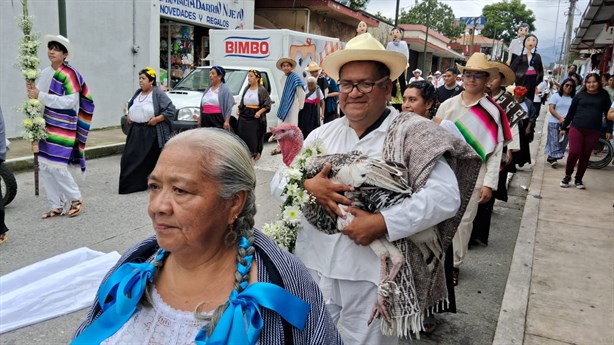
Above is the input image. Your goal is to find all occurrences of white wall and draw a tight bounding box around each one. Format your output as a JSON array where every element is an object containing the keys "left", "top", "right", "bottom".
[
  {"left": 1, "top": 0, "right": 254, "bottom": 139},
  {"left": 0, "top": 0, "right": 157, "bottom": 138}
]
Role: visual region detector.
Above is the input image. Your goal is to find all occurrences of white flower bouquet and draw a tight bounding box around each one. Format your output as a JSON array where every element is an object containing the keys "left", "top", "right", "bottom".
[
  {"left": 262, "top": 139, "right": 327, "bottom": 252},
  {"left": 16, "top": 0, "right": 47, "bottom": 144}
]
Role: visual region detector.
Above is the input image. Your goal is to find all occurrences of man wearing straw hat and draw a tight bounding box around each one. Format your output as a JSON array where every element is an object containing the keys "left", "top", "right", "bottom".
[
  {"left": 26, "top": 34, "right": 94, "bottom": 219},
  {"left": 271, "top": 57, "right": 305, "bottom": 155},
  {"left": 280, "top": 33, "right": 480, "bottom": 343},
  {"left": 436, "top": 53, "right": 512, "bottom": 285}
]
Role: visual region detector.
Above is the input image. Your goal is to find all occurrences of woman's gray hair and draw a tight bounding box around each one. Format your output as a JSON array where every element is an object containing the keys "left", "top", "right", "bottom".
[
  {"left": 307, "top": 76, "right": 317, "bottom": 84},
  {"left": 165, "top": 128, "right": 257, "bottom": 335},
  {"left": 165, "top": 128, "right": 256, "bottom": 235}
]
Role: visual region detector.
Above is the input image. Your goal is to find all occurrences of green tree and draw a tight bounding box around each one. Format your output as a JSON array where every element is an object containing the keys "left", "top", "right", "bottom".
[
  {"left": 481, "top": 0, "right": 536, "bottom": 45},
  {"left": 398, "top": 0, "right": 464, "bottom": 39},
  {"left": 337, "top": 0, "right": 369, "bottom": 10}
]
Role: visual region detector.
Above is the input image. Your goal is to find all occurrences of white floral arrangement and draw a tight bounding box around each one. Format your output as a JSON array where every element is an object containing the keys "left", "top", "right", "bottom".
[
  {"left": 262, "top": 139, "right": 327, "bottom": 252},
  {"left": 17, "top": 0, "right": 47, "bottom": 143}
]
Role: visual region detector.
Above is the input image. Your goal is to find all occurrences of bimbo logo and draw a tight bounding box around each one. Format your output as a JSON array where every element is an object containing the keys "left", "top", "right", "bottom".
[{"left": 224, "top": 36, "right": 270, "bottom": 59}]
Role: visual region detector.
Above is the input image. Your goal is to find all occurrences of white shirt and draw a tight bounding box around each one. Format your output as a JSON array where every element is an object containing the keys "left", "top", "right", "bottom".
[
  {"left": 128, "top": 92, "right": 155, "bottom": 123},
  {"left": 101, "top": 286, "right": 212, "bottom": 345},
  {"left": 243, "top": 89, "right": 259, "bottom": 106},
  {"left": 202, "top": 87, "right": 220, "bottom": 106},
  {"left": 36, "top": 66, "right": 79, "bottom": 111},
  {"left": 271, "top": 108, "right": 460, "bottom": 285},
  {"left": 408, "top": 76, "right": 424, "bottom": 83}
]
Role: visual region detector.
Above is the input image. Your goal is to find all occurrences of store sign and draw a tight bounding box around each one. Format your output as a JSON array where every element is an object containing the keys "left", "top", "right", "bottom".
[
  {"left": 224, "top": 36, "right": 270, "bottom": 58},
  {"left": 159, "top": 0, "right": 245, "bottom": 29}
]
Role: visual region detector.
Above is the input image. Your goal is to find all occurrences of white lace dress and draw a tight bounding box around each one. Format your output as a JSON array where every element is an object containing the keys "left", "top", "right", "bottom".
[{"left": 101, "top": 286, "right": 211, "bottom": 344}]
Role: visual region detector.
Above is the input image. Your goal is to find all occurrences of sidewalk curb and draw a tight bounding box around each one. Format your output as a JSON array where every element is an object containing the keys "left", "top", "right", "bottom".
[
  {"left": 4, "top": 143, "right": 124, "bottom": 172},
  {"left": 492, "top": 120, "right": 547, "bottom": 344}
]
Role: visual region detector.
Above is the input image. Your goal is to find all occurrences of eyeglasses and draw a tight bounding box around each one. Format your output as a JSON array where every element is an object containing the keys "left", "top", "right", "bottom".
[
  {"left": 338, "top": 76, "right": 389, "bottom": 94},
  {"left": 463, "top": 73, "right": 487, "bottom": 80}
]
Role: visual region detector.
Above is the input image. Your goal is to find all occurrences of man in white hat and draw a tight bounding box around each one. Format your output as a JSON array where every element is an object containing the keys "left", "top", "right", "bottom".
[
  {"left": 436, "top": 53, "right": 512, "bottom": 284},
  {"left": 271, "top": 57, "right": 305, "bottom": 155},
  {"left": 26, "top": 34, "right": 95, "bottom": 219},
  {"left": 305, "top": 61, "right": 329, "bottom": 96},
  {"left": 408, "top": 68, "right": 424, "bottom": 83},
  {"left": 432, "top": 70, "right": 443, "bottom": 88},
  {"left": 272, "top": 33, "right": 480, "bottom": 342}
]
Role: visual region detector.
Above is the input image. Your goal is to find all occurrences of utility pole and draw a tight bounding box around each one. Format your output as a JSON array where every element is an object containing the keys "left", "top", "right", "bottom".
[
  {"left": 422, "top": 0, "right": 433, "bottom": 72},
  {"left": 394, "top": 0, "right": 401, "bottom": 27},
  {"left": 58, "top": 0, "right": 67, "bottom": 37},
  {"left": 562, "top": 0, "right": 577, "bottom": 76}
]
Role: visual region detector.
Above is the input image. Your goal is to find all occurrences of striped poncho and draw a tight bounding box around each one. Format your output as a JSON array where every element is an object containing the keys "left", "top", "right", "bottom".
[
  {"left": 277, "top": 72, "right": 304, "bottom": 122},
  {"left": 39, "top": 63, "right": 94, "bottom": 171},
  {"left": 449, "top": 96, "right": 512, "bottom": 161}
]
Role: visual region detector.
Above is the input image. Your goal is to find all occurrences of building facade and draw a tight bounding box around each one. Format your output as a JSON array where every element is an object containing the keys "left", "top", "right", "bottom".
[{"left": 0, "top": 0, "right": 254, "bottom": 138}]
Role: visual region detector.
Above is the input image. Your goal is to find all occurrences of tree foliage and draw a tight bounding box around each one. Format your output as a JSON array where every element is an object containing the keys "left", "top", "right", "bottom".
[
  {"left": 481, "top": 0, "right": 536, "bottom": 45},
  {"left": 338, "top": 0, "right": 369, "bottom": 10},
  {"left": 398, "top": 0, "right": 464, "bottom": 39}
]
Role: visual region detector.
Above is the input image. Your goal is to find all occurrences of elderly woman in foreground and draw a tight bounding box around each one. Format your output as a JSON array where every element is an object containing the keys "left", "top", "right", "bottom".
[{"left": 73, "top": 129, "right": 341, "bottom": 344}]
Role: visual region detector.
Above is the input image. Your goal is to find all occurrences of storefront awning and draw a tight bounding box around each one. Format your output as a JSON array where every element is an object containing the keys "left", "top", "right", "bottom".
[
  {"left": 405, "top": 38, "right": 466, "bottom": 60},
  {"left": 570, "top": 0, "right": 614, "bottom": 50}
]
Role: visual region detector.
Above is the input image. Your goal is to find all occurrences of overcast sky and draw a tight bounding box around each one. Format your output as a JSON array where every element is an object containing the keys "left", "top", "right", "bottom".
[{"left": 366, "top": 0, "right": 590, "bottom": 63}]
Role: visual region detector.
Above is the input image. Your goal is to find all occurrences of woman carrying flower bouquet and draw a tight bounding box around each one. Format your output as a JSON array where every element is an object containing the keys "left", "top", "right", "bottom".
[{"left": 26, "top": 34, "right": 94, "bottom": 219}]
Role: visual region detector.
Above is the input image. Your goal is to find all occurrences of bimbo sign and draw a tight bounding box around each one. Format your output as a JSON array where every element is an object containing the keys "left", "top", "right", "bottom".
[{"left": 224, "top": 36, "right": 270, "bottom": 59}]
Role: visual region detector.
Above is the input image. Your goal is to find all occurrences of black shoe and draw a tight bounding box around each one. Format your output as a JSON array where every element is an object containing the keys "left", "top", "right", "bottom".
[
  {"left": 546, "top": 157, "right": 558, "bottom": 167},
  {"left": 560, "top": 175, "right": 571, "bottom": 188},
  {"left": 574, "top": 180, "right": 585, "bottom": 189}
]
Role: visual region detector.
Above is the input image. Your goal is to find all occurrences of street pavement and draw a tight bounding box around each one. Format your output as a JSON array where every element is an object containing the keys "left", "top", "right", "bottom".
[{"left": 1, "top": 107, "right": 612, "bottom": 344}]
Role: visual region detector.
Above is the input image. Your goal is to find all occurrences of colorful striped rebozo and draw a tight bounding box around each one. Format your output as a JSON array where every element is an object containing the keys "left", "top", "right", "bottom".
[
  {"left": 39, "top": 63, "right": 94, "bottom": 171},
  {"left": 453, "top": 97, "right": 512, "bottom": 161}
]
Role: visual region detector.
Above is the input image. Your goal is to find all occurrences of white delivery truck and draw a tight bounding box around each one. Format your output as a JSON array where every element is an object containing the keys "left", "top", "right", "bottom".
[{"left": 168, "top": 29, "right": 342, "bottom": 133}]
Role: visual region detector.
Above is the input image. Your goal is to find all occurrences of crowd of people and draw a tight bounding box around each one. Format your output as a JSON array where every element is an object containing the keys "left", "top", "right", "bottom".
[{"left": 4, "top": 22, "right": 612, "bottom": 345}]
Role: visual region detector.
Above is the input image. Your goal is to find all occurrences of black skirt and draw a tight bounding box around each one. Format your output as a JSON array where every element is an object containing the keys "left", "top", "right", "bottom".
[
  {"left": 119, "top": 123, "right": 161, "bottom": 194},
  {"left": 298, "top": 102, "right": 320, "bottom": 139},
  {"left": 200, "top": 112, "right": 225, "bottom": 129},
  {"left": 237, "top": 108, "right": 266, "bottom": 157}
]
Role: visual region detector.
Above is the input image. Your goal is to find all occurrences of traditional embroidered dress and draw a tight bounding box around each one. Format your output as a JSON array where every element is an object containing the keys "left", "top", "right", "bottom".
[
  {"left": 39, "top": 64, "right": 94, "bottom": 171},
  {"left": 277, "top": 73, "right": 304, "bottom": 123},
  {"left": 74, "top": 232, "right": 342, "bottom": 345}
]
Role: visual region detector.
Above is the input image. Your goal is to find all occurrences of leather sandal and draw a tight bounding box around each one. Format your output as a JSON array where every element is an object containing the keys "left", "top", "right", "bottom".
[
  {"left": 42, "top": 208, "right": 64, "bottom": 219},
  {"left": 68, "top": 199, "right": 83, "bottom": 218},
  {"left": 0, "top": 233, "right": 7, "bottom": 244},
  {"left": 270, "top": 146, "right": 282, "bottom": 155}
]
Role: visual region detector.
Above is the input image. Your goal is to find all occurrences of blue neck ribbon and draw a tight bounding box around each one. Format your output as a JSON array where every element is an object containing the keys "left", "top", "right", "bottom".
[{"left": 72, "top": 240, "right": 310, "bottom": 345}]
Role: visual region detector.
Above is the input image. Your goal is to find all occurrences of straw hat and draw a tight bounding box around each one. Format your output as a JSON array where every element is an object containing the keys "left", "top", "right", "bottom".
[
  {"left": 321, "top": 33, "right": 407, "bottom": 81},
  {"left": 412, "top": 69, "right": 422, "bottom": 75},
  {"left": 456, "top": 53, "right": 498, "bottom": 81},
  {"left": 42, "top": 34, "right": 73, "bottom": 58},
  {"left": 304, "top": 61, "right": 321, "bottom": 72},
  {"left": 488, "top": 61, "right": 516, "bottom": 86},
  {"left": 276, "top": 57, "right": 296, "bottom": 71}
]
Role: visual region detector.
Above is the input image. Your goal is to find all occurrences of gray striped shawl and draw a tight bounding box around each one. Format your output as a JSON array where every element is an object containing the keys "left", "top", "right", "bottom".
[{"left": 381, "top": 112, "right": 481, "bottom": 337}]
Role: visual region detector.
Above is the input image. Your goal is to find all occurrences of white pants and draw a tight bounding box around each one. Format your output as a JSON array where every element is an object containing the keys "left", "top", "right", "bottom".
[
  {"left": 453, "top": 165, "right": 486, "bottom": 267},
  {"left": 277, "top": 105, "right": 299, "bottom": 126},
  {"left": 40, "top": 163, "right": 81, "bottom": 210},
  {"left": 309, "top": 270, "right": 399, "bottom": 345}
]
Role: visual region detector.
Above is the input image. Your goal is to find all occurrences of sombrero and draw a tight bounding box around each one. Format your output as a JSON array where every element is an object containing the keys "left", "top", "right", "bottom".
[
  {"left": 321, "top": 33, "right": 407, "bottom": 81},
  {"left": 456, "top": 53, "right": 498, "bottom": 81},
  {"left": 42, "top": 34, "right": 73, "bottom": 58},
  {"left": 276, "top": 57, "right": 296, "bottom": 71},
  {"left": 489, "top": 61, "right": 516, "bottom": 86},
  {"left": 304, "top": 61, "right": 322, "bottom": 72}
]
